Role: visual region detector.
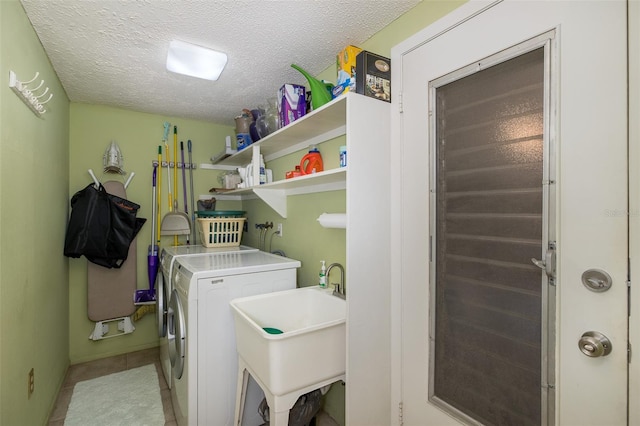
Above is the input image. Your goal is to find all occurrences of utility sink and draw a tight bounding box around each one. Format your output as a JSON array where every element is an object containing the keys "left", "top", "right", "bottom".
[{"left": 230, "top": 286, "right": 346, "bottom": 396}]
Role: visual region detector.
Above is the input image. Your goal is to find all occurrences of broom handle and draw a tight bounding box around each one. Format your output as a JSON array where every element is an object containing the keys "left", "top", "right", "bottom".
[
  {"left": 181, "top": 141, "right": 188, "bottom": 214},
  {"left": 165, "top": 142, "right": 172, "bottom": 211},
  {"left": 173, "top": 126, "right": 178, "bottom": 246},
  {"left": 173, "top": 126, "right": 178, "bottom": 212},
  {"left": 188, "top": 140, "right": 196, "bottom": 245}
]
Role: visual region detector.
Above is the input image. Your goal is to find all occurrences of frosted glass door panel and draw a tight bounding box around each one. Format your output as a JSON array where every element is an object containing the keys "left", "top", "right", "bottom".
[{"left": 432, "top": 48, "right": 545, "bottom": 425}]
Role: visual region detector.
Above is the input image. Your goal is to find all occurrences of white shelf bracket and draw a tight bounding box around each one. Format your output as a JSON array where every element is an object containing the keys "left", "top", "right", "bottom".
[{"left": 253, "top": 188, "right": 288, "bottom": 218}]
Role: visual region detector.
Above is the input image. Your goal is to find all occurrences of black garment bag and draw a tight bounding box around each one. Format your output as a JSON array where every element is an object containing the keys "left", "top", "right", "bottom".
[{"left": 64, "top": 183, "right": 145, "bottom": 268}]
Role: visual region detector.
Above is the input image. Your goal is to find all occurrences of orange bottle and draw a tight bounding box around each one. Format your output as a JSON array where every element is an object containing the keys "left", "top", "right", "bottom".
[
  {"left": 285, "top": 165, "right": 303, "bottom": 179},
  {"left": 299, "top": 146, "right": 324, "bottom": 175}
]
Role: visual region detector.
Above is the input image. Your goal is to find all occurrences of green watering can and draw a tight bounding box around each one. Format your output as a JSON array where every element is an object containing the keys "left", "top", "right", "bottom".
[{"left": 291, "top": 64, "right": 334, "bottom": 110}]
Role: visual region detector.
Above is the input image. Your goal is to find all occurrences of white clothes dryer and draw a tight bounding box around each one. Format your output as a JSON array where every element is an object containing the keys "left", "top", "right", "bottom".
[
  {"left": 157, "top": 245, "right": 258, "bottom": 388},
  {"left": 168, "top": 251, "right": 300, "bottom": 426}
]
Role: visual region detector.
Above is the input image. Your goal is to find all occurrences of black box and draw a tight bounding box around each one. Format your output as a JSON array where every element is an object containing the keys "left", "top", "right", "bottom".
[{"left": 355, "top": 51, "right": 391, "bottom": 102}]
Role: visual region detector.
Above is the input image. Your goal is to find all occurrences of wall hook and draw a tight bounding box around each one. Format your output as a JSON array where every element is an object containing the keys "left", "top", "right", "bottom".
[
  {"left": 8, "top": 70, "right": 53, "bottom": 117},
  {"left": 34, "top": 87, "right": 49, "bottom": 99},
  {"left": 29, "top": 79, "right": 45, "bottom": 92},
  {"left": 39, "top": 93, "right": 53, "bottom": 105},
  {"left": 21, "top": 72, "right": 40, "bottom": 86}
]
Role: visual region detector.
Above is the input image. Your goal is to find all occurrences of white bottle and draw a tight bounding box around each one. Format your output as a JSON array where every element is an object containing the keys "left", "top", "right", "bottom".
[
  {"left": 319, "top": 260, "right": 327, "bottom": 288},
  {"left": 259, "top": 154, "right": 266, "bottom": 185}
]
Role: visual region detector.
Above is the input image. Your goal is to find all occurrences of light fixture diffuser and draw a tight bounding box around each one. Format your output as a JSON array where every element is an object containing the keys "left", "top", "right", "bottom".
[{"left": 166, "top": 40, "right": 227, "bottom": 81}]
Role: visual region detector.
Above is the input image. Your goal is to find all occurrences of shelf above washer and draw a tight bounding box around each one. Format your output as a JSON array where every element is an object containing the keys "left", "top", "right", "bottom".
[{"left": 221, "top": 168, "right": 346, "bottom": 217}]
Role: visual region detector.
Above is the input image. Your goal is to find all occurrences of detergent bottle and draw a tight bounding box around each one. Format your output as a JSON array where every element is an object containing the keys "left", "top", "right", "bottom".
[{"left": 299, "top": 145, "right": 324, "bottom": 175}]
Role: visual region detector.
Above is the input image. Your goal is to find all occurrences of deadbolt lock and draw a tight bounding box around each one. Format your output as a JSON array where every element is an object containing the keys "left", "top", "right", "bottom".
[
  {"left": 578, "top": 331, "right": 612, "bottom": 358},
  {"left": 581, "top": 269, "right": 612, "bottom": 292}
]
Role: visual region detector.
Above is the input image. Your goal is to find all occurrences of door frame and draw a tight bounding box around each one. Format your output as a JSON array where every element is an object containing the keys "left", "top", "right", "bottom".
[
  {"left": 629, "top": 0, "right": 640, "bottom": 424},
  {"left": 390, "top": 0, "right": 635, "bottom": 424}
]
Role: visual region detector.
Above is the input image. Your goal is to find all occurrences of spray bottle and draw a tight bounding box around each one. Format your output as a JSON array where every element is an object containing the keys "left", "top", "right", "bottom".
[{"left": 319, "top": 260, "right": 327, "bottom": 288}]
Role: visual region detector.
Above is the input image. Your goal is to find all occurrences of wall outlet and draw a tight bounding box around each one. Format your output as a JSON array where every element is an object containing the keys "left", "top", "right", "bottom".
[
  {"left": 277, "top": 223, "right": 283, "bottom": 237},
  {"left": 28, "top": 368, "right": 34, "bottom": 398}
]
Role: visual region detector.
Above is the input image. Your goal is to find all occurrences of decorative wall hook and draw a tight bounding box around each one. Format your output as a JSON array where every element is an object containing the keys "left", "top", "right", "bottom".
[{"left": 8, "top": 70, "right": 53, "bottom": 117}]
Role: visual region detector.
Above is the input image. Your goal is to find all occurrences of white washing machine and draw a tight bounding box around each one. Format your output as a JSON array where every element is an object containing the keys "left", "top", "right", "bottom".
[
  {"left": 168, "top": 251, "right": 300, "bottom": 426},
  {"left": 157, "top": 245, "right": 258, "bottom": 388}
]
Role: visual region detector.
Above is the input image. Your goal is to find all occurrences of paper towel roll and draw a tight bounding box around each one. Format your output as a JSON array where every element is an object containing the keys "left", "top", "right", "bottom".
[{"left": 317, "top": 213, "right": 347, "bottom": 229}]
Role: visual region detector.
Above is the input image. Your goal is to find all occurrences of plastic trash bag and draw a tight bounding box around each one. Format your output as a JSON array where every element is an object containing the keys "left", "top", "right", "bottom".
[{"left": 258, "top": 389, "right": 322, "bottom": 426}]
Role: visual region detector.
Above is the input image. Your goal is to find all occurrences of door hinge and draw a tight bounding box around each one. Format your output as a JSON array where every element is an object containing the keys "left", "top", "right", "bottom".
[
  {"left": 399, "top": 91, "right": 403, "bottom": 113},
  {"left": 628, "top": 257, "right": 631, "bottom": 316},
  {"left": 398, "top": 401, "right": 404, "bottom": 426},
  {"left": 629, "top": 342, "right": 632, "bottom": 364}
]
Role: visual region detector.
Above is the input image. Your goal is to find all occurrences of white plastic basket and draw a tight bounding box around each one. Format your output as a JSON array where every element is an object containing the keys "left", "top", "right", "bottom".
[{"left": 197, "top": 217, "right": 246, "bottom": 247}]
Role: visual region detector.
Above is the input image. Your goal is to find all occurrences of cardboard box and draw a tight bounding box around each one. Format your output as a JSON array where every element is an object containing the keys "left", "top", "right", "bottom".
[
  {"left": 278, "top": 84, "right": 306, "bottom": 127},
  {"left": 335, "top": 45, "right": 362, "bottom": 97},
  {"left": 355, "top": 51, "right": 391, "bottom": 102}
]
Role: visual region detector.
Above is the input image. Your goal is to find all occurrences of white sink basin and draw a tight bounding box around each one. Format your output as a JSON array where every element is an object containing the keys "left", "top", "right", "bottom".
[{"left": 230, "top": 286, "right": 346, "bottom": 396}]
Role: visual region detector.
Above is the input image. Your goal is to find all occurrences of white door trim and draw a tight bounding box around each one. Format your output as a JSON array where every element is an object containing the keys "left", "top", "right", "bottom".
[{"left": 628, "top": 0, "right": 640, "bottom": 424}]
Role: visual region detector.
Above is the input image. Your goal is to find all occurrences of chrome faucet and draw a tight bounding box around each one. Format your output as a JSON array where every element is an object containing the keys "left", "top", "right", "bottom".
[{"left": 326, "top": 263, "right": 345, "bottom": 299}]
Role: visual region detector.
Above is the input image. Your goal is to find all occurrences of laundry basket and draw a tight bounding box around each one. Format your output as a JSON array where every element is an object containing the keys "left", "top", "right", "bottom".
[{"left": 196, "top": 210, "right": 246, "bottom": 248}]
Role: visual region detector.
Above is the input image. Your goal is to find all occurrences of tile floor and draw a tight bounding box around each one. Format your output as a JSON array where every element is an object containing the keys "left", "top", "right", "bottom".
[
  {"left": 47, "top": 347, "right": 339, "bottom": 426},
  {"left": 47, "top": 347, "right": 175, "bottom": 426}
]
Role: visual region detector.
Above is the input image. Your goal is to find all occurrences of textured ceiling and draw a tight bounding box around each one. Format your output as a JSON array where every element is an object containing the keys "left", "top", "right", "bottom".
[{"left": 20, "top": 0, "right": 419, "bottom": 126}]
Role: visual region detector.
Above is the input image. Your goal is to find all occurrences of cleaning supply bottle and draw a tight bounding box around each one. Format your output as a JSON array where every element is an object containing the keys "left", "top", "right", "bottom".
[
  {"left": 339, "top": 145, "right": 347, "bottom": 167},
  {"left": 300, "top": 145, "right": 324, "bottom": 175},
  {"left": 319, "top": 260, "right": 327, "bottom": 288},
  {"left": 259, "top": 154, "right": 266, "bottom": 185}
]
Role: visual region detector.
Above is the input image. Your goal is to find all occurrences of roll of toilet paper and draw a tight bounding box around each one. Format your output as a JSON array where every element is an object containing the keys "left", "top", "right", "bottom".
[{"left": 317, "top": 213, "right": 347, "bottom": 229}]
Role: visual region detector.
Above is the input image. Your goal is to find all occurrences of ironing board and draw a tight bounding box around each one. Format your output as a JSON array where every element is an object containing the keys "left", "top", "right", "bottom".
[{"left": 87, "top": 180, "right": 137, "bottom": 340}]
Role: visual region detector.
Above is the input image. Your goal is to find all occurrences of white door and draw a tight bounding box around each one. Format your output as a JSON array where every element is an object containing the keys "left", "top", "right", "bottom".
[{"left": 391, "top": 1, "right": 628, "bottom": 425}]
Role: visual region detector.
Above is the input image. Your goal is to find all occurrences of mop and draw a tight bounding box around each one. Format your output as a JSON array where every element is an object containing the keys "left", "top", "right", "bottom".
[
  {"left": 188, "top": 140, "right": 197, "bottom": 245},
  {"left": 156, "top": 140, "right": 163, "bottom": 250},
  {"left": 134, "top": 160, "right": 158, "bottom": 305},
  {"left": 134, "top": 123, "right": 168, "bottom": 305},
  {"left": 180, "top": 141, "right": 190, "bottom": 245}
]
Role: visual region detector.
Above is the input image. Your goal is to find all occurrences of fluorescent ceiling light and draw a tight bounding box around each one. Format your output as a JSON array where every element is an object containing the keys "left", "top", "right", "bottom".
[{"left": 166, "top": 40, "right": 227, "bottom": 81}]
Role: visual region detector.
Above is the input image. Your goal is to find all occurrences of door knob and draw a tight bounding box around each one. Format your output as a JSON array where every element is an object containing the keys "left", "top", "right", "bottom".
[{"left": 578, "top": 331, "right": 612, "bottom": 357}]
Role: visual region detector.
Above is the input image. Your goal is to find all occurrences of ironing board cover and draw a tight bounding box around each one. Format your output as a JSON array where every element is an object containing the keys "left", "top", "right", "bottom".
[{"left": 86, "top": 181, "right": 137, "bottom": 321}]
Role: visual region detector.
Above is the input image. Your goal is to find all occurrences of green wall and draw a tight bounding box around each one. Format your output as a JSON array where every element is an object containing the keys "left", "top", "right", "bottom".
[
  {"left": 68, "top": 104, "right": 234, "bottom": 362},
  {"left": 0, "top": 1, "right": 70, "bottom": 424}
]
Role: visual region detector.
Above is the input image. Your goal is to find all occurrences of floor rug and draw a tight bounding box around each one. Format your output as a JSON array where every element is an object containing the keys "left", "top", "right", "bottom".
[{"left": 65, "top": 364, "right": 164, "bottom": 426}]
